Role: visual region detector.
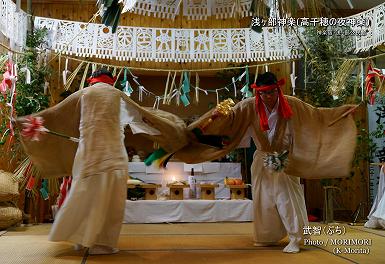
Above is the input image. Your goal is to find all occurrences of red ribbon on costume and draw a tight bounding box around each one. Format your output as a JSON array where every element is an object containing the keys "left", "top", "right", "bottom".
[
  {"left": 87, "top": 74, "right": 116, "bottom": 86},
  {"left": 250, "top": 79, "right": 293, "bottom": 131},
  {"left": 365, "top": 64, "right": 385, "bottom": 105}
]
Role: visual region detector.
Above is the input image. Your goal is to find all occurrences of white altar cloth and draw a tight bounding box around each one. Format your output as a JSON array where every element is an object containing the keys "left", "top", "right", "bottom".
[
  {"left": 128, "top": 162, "right": 242, "bottom": 199},
  {"left": 123, "top": 199, "right": 253, "bottom": 223}
]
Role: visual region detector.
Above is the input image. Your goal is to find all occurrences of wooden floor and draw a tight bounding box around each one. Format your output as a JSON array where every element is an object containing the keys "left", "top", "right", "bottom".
[{"left": 1, "top": 222, "right": 384, "bottom": 264}]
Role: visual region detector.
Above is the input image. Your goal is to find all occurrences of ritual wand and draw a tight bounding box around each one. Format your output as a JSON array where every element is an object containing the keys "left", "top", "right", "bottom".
[{"left": 20, "top": 116, "right": 79, "bottom": 142}]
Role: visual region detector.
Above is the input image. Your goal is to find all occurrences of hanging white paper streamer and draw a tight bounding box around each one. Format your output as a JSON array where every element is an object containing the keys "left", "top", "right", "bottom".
[
  {"left": 25, "top": 67, "right": 31, "bottom": 84},
  {"left": 194, "top": 86, "right": 208, "bottom": 96},
  {"left": 254, "top": 65, "right": 259, "bottom": 83},
  {"left": 138, "top": 85, "right": 144, "bottom": 101},
  {"left": 163, "top": 72, "right": 171, "bottom": 104},
  {"left": 265, "top": 65, "right": 268, "bottom": 72},
  {"left": 176, "top": 90, "right": 180, "bottom": 106},
  {"left": 112, "top": 67, "right": 117, "bottom": 76},
  {"left": 232, "top": 76, "right": 237, "bottom": 97},
  {"left": 44, "top": 81, "right": 49, "bottom": 95},
  {"left": 7, "top": 64, "right": 18, "bottom": 130},
  {"left": 238, "top": 71, "right": 246, "bottom": 81},
  {"left": 153, "top": 96, "right": 161, "bottom": 109},
  {"left": 290, "top": 61, "right": 297, "bottom": 95},
  {"left": 296, "top": 0, "right": 305, "bottom": 9},
  {"left": 113, "top": 68, "right": 124, "bottom": 87},
  {"left": 360, "top": 61, "right": 364, "bottom": 101},
  {"left": 346, "top": 0, "right": 354, "bottom": 9},
  {"left": 195, "top": 72, "right": 200, "bottom": 103},
  {"left": 216, "top": 89, "right": 219, "bottom": 105},
  {"left": 62, "top": 58, "right": 70, "bottom": 85}
]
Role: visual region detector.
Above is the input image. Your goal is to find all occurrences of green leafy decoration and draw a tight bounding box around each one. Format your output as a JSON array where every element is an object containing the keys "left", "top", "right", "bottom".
[{"left": 0, "top": 28, "right": 50, "bottom": 168}]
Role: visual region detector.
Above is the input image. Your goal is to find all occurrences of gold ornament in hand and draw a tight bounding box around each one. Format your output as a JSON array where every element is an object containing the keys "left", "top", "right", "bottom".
[{"left": 215, "top": 98, "right": 235, "bottom": 117}]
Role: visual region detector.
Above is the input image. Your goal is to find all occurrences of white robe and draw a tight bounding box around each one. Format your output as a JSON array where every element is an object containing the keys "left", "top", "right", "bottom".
[
  {"left": 18, "top": 83, "right": 189, "bottom": 249},
  {"left": 48, "top": 98, "right": 131, "bottom": 248},
  {"left": 365, "top": 166, "right": 385, "bottom": 229},
  {"left": 48, "top": 87, "right": 164, "bottom": 248},
  {"left": 250, "top": 102, "right": 308, "bottom": 244}
]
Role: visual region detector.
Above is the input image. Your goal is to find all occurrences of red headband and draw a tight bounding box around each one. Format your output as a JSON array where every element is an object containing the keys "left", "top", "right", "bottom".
[
  {"left": 250, "top": 79, "right": 286, "bottom": 92},
  {"left": 87, "top": 74, "right": 117, "bottom": 86},
  {"left": 251, "top": 78, "right": 293, "bottom": 131}
]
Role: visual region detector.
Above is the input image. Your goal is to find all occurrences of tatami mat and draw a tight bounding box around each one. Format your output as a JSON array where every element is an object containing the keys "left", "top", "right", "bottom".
[
  {"left": 312, "top": 224, "right": 385, "bottom": 264},
  {"left": 347, "top": 224, "right": 385, "bottom": 238},
  {"left": 86, "top": 250, "right": 352, "bottom": 264},
  {"left": 0, "top": 235, "right": 83, "bottom": 264},
  {"left": 1, "top": 222, "right": 384, "bottom": 263}
]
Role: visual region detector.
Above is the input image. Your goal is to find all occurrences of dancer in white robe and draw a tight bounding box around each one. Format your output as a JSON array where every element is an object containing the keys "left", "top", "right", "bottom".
[
  {"left": 17, "top": 69, "right": 188, "bottom": 254},
  {"left": 365, "top": 165, "right": 385, "bottom": 229},
  {"left": 175, "top": 72, "right": 357, "bottom": 253}
]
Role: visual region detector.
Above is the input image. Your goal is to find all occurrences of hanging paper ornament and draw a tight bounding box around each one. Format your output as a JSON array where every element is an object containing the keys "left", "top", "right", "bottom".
[
  {"left": 254, "top": 65, "right": 259, "bottom": 83},
  {"left": 121, "top": 68, "right": 133, "bottom": 96},
  {"left": 26, "top": 176, "right": 35, "bottom": 191},
  {"left": 1, "top": 63, "right": 13, "bottom": 95},
  {"left": 240, "top": 84, "right": 253, "bottom": 98},
  {"left": 180, "top": 71, "right": 191, "bottom": 106},
  {"left": 365, "top": 63, "right": 385, "bottom": 105},
  {"left": 245, "top": 65, "right": 250, "bottom": 86},
  {"left": 232, "top": 77, "right": 237, "bottom": 97},
  {"left": 240, "top": 67, "right": 252, "bottom": 98},
  {"left": 44, "top": 82, "right": 49, "bottom": 95},
  {"left": 62, "top": 58, "right": 70, "bottom": 86},
  {"left": 153, "top": 96, "right": 161, "bottom": 109},
  {"left": 58, "top": 177, "right": 71, "bottom": 208},
  {"left": 113, "top": 68, "right": 124, "bottom": 87},
  {"left": 40, "top": 179, "right": 49, "bottom": 200},
  {"left": 20, "top": 66, "right": 31, "bottom": 84},
  {"left": 138, "top": 85, "right": 144, "bottom": 101},
  {"left": 290, "top": 61, "right": 297, "bottom": 95}
]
